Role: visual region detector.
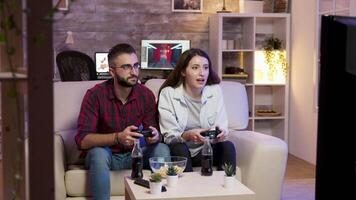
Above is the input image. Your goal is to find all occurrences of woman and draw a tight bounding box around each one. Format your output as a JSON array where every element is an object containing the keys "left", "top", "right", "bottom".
[{"left": 158, "top": 48, "right": 236, "bottom": 172}]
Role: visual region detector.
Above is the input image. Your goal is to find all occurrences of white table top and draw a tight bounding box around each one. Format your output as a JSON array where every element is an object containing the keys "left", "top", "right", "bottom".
[{"left": 125, "top": 171, "right": 255, "bottom": 200}]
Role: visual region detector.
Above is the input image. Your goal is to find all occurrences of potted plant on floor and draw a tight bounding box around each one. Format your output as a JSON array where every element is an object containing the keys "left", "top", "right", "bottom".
[
  {"left": 223, "top": 163, "right": 236, "bottom": 188},
  {"left": 149, "top": 172, "right": 163, "bottom": 194},
  {"left": 166, "top": 166, "right": 179, "bottom": 187}
]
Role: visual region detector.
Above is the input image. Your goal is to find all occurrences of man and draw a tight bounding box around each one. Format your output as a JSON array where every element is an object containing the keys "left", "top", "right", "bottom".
[{"left": 75, "top": 43, "right": 170, "bottom": 200}]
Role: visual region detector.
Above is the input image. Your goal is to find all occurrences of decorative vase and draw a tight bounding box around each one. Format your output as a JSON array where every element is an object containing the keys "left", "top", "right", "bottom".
[
  {"left": 167, "top": 175, "right": 178, "bottom": 187},
  {"left": 223, "top": 175, "right": 235, "bottom": 189},
  {"left": 149, "top": 181, "right": 162, "bottom": 194}
]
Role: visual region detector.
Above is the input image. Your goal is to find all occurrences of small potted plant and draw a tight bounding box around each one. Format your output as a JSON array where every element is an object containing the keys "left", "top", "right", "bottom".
[
  {"left": 149, "top": 172, "right": 163, "bottom": 194},
  {"left": 223, "top": 163, "right": 235, "bottom": 188},
  {"left": 166, "top": 165, "right": 179, "bottom": 187}
]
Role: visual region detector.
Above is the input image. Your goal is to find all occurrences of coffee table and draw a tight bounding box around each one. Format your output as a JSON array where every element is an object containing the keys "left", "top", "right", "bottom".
[{"left": 124, "top": 171, "right": 255, "bottom": 200}]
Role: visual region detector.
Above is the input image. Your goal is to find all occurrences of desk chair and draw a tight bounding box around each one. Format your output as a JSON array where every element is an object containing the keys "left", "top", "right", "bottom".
[{"left": 56, "top": 50, "right": 97, "bottom": 81}]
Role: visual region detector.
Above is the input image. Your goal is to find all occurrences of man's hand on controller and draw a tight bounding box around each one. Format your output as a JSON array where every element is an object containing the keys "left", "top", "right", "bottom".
[{"left": 118, "top": 125, "right": 142, "bottom": 146}]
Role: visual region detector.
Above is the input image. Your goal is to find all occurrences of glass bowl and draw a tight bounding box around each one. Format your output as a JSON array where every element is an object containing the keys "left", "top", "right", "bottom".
[{"left": 149, "top": 156, "right": 187, "bottom": 177}]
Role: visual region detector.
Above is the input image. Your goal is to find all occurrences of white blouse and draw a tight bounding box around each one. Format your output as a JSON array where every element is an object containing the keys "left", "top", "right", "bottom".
[{"left": 158, "top": 83, "right": 229, "bottom": 149}]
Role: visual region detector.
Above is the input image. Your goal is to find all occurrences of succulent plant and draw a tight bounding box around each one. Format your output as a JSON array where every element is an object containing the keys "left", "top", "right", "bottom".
[
  {"left": 223, "top": 163, "right": 235, "bottom": 177},
  {"left": 166, "top": 166, "right": 178, "bottom": 176},
  {"left": 149, "top": 172, "right": 162, "bottom": 182}
]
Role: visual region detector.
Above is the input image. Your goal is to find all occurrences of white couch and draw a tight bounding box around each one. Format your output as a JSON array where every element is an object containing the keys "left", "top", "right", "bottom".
[{"left": 54, "top": 79, "right": 288, "bottom": 200}]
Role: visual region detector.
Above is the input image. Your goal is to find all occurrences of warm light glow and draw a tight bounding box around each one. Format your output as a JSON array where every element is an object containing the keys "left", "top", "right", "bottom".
[
  {"left": 65, "top": 31, "right": 74, "bottom": 44},
  {"left": 254, "top": 50, "right": 287, "bottom": 84}
]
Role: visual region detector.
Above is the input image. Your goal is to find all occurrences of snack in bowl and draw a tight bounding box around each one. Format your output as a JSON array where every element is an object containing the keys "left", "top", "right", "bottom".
[{"left": 149, "top": 156, "right": 187, "bottom": 177}]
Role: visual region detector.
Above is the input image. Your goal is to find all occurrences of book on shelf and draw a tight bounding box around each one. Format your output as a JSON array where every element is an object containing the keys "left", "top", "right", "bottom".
[{"left": 222, "top": 73, "right": 248, "bottom": 79}]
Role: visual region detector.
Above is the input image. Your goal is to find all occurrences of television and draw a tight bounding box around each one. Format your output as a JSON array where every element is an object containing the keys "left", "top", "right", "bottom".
[
  {"left": 141, "top": 40, "right": 190, "bottom": 69},
  {"left": 95, "top": 52, "right": 111, "bottom": 79},
  {"left": 316, "top": 15, "right": 356, "bottom": 200}
]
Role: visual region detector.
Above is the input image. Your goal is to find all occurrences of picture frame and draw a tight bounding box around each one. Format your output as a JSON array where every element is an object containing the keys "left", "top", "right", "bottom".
[
  {"left": 57, "top": 0, "right": 69, "bottom": 11},
  {"left": 172, "top": 0, "right": 203, "bottom": 13},
  {"left": 273, "top": 0, "right": 290, "bottom": 13}
]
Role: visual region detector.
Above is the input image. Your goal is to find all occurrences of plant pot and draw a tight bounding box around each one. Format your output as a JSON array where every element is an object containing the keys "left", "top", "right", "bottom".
[
  {"left": 223, "top": 175, "right": 235, "bottom": 189},
  {"left": 149, "top": 181, "right": 162, "bottom": 194},
  {"left": 167, "top": 175, "right": 178, "bottom": 187}
]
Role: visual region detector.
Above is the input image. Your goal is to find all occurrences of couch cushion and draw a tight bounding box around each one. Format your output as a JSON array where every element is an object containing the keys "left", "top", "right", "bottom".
[
  {"left": 144, "top": 78, "right": 165, "bottom": 100},
  {"left": 54, "top": 80, "right": 104, "bottom": 131},
  {"left": 220, "top": 81, "right": 249, "bottom": 130},
  {"left": 65, "top": 168, "right": 152, "bottom": 197},
  {"left": 65, "top": 197, "right": 124, "bottom": 200},
  {"left": 57, "top": 129, "right": 84, "bottom": 165}
]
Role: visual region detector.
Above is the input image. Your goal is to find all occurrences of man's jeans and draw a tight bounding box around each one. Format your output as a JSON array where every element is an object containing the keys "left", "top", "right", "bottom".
[{"left": 85, "top": 143, "right": 170, "bottom": 200}]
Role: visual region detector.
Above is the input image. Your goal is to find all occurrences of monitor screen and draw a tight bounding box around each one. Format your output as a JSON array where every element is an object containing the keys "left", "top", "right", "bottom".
[
  {"left": 95, "top": 52, "right": 110, "bottom": 79},
  {"left": 141, "top": 40, "right": 190, "bottom": 70}
]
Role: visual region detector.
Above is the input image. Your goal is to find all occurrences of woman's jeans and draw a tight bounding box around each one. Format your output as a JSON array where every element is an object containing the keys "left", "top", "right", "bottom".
[
  {"left": 168, "top": 140, "right": 236, "bottom": 172},
  {"left": 85, "top": 143, "right": 170, "bottom": 200}
]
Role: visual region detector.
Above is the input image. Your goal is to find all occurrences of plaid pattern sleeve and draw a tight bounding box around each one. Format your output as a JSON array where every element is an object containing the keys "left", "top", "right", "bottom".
[
  {"left": 75, "top": 89, "right": 99, "bottom": 149},
  {"left": 75, "top": 80, "right": 160, "bottom": 154}
]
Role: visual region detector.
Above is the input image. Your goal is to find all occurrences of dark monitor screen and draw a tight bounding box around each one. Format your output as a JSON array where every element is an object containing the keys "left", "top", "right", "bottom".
[
  {"left": 95, "top": 52, "right": 110, "bottom": 79},
  {"left": 316, "top": 15, "right": 356, "bottom": 199}
]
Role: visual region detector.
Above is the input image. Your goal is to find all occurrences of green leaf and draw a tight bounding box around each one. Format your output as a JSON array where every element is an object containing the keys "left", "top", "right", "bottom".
[
  {"left": 0, "top": 2, "right": 4, "bottom": 12},
  {"left": 5, "top": 15, "right": 15, "bottom": 30},
  {"left": 0, "top": 32, "right": 6, "bottom": 43},
  {"left": 7, "top": 89, "right": 18, "bottom": 98}
]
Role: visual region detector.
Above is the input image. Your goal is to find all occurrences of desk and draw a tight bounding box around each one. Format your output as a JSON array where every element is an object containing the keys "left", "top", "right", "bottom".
[{"left": 125, "top": 171, "right": 255, "bottom": 200}]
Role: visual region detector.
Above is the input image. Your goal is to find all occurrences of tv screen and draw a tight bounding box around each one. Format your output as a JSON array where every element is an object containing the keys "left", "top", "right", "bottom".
[
  {"left": 95, "top": 52, "right": 110, "bottom": 79},
  {"left": 141, "top": 40, "right": 190, "bottom": 70},
  {"left": 316, "top": 15, "right": 356, "bottom": 199}
]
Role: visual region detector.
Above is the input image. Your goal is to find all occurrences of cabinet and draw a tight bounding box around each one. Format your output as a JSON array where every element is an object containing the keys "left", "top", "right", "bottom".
[{"left": 209, "top": 13, "right": 290, "bottom": 142}]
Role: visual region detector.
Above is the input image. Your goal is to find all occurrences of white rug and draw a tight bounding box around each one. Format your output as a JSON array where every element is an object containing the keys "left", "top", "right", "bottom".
[{"left": 282, "top": 178, "right": 315, "bottom": 200}]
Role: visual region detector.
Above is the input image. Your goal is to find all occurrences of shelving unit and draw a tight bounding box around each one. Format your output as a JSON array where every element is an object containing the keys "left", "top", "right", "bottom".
[{"left": 209, "top": 13, "right": 290, "bottom": 143}]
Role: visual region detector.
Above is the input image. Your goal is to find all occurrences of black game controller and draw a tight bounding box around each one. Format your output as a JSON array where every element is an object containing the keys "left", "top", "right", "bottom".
[
  {"left": 134, "top": 128, "right": 153, "bottom": 138},
  {"left": 200, "top": 127, "right": 222, "bottom": 139}
]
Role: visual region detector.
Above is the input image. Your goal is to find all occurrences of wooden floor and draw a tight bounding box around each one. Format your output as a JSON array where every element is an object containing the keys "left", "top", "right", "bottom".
[
  {"left": 0, "top": 154, "right": 315, "bottom": 199},
  {"left": 285, "top": 154, "right": 315, "bottom": 179},
  {"left": 282, "top": 154, "right": 316, "bottom": 200}
]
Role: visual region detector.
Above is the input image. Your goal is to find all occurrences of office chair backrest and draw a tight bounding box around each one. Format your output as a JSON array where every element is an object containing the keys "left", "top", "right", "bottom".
[{"left": 56, "top": 50, "right": 97, "bottom": 81}]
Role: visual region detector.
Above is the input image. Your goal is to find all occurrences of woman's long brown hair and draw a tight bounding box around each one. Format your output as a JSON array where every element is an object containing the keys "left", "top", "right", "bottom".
[{"left": 158, "top": 48, "right": 220, "bottom": 97}]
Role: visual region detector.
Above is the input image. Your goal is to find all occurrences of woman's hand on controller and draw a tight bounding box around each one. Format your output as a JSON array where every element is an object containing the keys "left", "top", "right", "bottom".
[{"left": 145, "top": 126, "right": 159, "bottom": 144}]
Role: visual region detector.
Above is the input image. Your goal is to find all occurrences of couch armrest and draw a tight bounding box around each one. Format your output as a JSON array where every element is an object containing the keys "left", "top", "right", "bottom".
[
  {"left": 55, "top": 134, "right": 67, "bottom": 200},
  {"left": 228, "top": 130, "right": 288, "bottom": 200}
]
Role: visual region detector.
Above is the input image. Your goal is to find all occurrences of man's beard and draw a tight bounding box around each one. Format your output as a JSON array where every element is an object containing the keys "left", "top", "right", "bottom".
[{"left": 115, "top": 74, "right": 138, "bottom": 87}]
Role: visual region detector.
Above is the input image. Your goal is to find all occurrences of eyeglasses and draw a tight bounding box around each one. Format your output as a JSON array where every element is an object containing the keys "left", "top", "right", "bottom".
[{"left": 115, "top": 63, "right": 141, "bottom": 71}]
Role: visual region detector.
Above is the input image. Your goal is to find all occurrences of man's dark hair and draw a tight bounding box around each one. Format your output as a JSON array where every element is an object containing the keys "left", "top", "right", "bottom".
[{"left": 108, "top": 43, "right": 136, "bottom": 68}]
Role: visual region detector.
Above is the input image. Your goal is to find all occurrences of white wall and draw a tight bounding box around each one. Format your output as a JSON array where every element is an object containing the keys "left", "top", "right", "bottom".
[
  {"left": 351, "top": 0, "right": 356, "bottom": 15},
  {"left": 289, "top": 0, "right": 318, "bottom": 164}
]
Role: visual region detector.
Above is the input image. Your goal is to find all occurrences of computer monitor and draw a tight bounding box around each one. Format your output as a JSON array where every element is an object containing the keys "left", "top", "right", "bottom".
[
  {"left": 141, "top": 40, "right": 190, "bottom": 70},
  {"left": 95, "top": 52, "right": 110, "bottom": 79},
  {"left": 316, "top": 15, "right": 356, "bottom": 199}
]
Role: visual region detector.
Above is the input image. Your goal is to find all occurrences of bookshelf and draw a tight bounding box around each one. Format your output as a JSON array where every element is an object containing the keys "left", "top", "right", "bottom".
[{"left": 209, "top": 13, "right": 290, "bottom": 142}]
